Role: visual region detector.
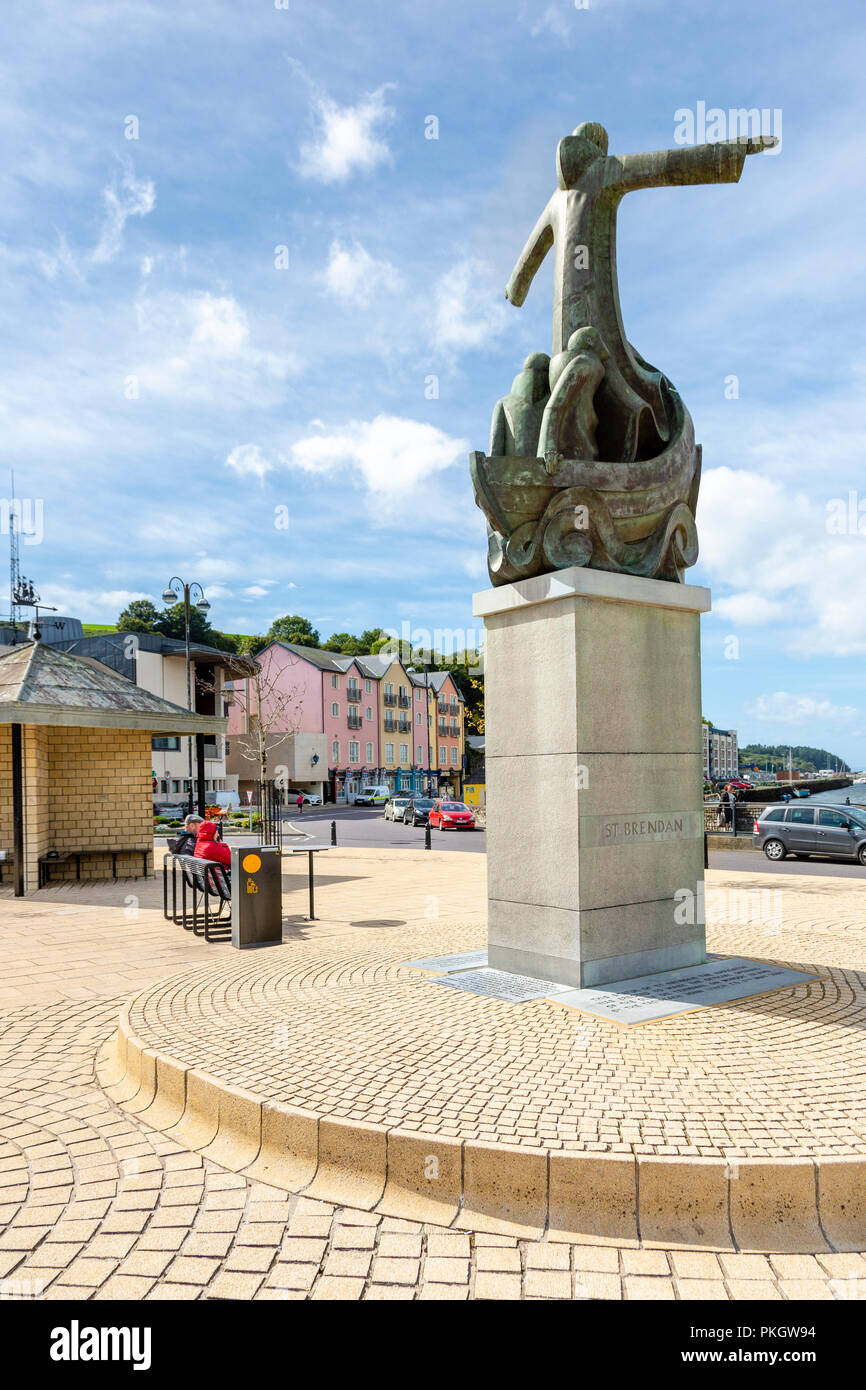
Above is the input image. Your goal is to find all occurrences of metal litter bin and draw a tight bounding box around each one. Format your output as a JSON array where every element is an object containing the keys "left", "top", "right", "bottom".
[{"left": 231, "top": 845, "right": 282, "bottom": 949}]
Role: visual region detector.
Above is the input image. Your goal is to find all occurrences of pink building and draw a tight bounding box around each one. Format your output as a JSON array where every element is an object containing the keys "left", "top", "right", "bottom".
[{"left": 226, "top": 642, "right": 381, "bottom": 803}]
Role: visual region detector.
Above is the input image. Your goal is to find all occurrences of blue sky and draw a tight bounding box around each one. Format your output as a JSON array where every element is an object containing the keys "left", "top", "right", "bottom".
[{"left": 2, "top": 0, "right": 866, "bottom": 763}]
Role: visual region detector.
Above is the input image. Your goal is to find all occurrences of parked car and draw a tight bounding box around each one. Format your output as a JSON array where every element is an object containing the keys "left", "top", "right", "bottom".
[
  {"left": 429, "top": 799, "right": 476, "bottom": 831},
  {"left": 287, "top": 789, "right": 322, "bottom": 806},
  {"left": 153, "top": 802, "right": 187, "bottom": 818},
  {"left": 402, "top": 797, "right": 436, "bottom": 826},
  {"left": 752, "top": 803, "right": 866, "bottom": 865},
  {"left": 727, "top": 779, "right": 752, "bottom": 790},
  {"left": 384, "top": 796, "right": 411, "bottom": 821},
  {"left": 353, "top": 785, "right": 391, "bottom": 806}
]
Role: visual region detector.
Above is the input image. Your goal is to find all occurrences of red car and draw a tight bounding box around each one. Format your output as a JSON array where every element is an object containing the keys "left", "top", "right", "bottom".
[{"left": 429, "top": 799, "right": 476, "bottom": 830}]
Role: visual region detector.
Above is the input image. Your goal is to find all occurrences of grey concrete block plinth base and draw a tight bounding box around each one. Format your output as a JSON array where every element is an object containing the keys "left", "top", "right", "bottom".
[{"left": 474, "top": 565, "right": 712, "bottom": 989}]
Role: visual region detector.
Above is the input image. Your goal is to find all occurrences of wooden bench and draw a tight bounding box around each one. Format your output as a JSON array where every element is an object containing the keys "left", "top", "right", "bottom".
[
  {"left": 39, "top": 847, "right": 151, "bottom": 888},
  {"left": 163, "top": 854, "right": 231, "bottom": 941}
]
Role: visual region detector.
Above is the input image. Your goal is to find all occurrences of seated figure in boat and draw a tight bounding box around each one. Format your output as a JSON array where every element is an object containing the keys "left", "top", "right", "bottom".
[
  {"left": 538, "top": 327, "right": 609, "bottom": 473},
  {"left": 488, "top": 351, "right": 550, "bottom": 458}
]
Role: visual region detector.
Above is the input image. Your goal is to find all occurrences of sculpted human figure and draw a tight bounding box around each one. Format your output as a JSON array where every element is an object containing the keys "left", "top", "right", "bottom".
[
  {"left": 538, "top": 326, "right": 609, "bottom": 469},
  {"left": 505, "top": 121, "right": 776, "bottom": 462},
  {"left": 488, "top": 351, "right": 551, "bottom": 457}
]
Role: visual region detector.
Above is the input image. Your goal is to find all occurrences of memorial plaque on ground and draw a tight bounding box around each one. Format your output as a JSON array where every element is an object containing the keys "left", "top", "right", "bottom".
[
  {"left": 546, "top": 956, "right": 816, "bottom": 1025},
  {"left": 424, "top": 967, "right": 575, "bottom": 1003},
  {"left": 401, "top": 950, "right": 488, "bottom": 975}
]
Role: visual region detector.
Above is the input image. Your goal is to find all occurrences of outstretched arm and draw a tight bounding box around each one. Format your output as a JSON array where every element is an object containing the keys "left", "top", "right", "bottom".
[
  {"left": 610, "top": 135, "right": 776, "bottom": 194},
  {"left": 505, "top": 201, "right": 555, "bottom": 307}
]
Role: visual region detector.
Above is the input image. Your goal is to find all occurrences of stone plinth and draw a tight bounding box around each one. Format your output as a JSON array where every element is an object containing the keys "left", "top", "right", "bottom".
[{"left": 473, "top": 566, "right": 712, "bottom": 988}]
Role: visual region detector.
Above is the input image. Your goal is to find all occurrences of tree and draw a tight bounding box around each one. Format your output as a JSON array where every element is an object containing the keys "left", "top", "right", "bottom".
[
  {"left": 265, "top": 615, "right": 321, "bottom": 648},
  {"left": 155, "top": 602, "right": 218, "bottom": 645},
  {"left": 116, "top": 599, "right": 161, "bottom": 634},
  {"left": 209, "top": 652, "right": 304, "bottom": 793},
  {"left": 322, "top": 632, "right": 364, "bottom": 654},
  {"left": 358, "top": 628, "right": 388, "bottom": 652}
]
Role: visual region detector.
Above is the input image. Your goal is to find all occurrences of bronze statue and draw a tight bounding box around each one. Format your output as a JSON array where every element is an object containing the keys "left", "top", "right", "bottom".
[{"left": 471, "top": 121, "right": 776, "bottom": 585}]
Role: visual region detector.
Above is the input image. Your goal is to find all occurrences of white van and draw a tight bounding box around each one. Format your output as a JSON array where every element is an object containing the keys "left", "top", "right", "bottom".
[{"left": 353, "top": 785, "right": 391, "bottom": 806}]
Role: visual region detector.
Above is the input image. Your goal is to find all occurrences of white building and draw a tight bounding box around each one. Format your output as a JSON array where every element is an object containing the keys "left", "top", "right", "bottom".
[{"left": 702, "top": 724, "right": 738, "bottom": 781}]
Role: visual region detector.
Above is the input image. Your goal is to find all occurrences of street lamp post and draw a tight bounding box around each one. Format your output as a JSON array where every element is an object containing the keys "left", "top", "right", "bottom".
[{"left": 162, "top": 577, "right": 210, "bottom": 814}]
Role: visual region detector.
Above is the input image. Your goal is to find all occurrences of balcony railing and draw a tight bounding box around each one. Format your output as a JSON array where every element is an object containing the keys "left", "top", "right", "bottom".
[
  {"left": 438, "top": 699, "right": 448, "bottom": 714},
  {"left": 383, "top": 692, "right": 397, "bottom": 706},
  {"left": 384, "top": 718, "right": 397, "bottom": 732},
  {"left": 347, "top": 714, "right": 363, "bottom": 729},
  {"left": 398, "top": 719, "right": 411, "bottom": 733},
  {"left": 347, "top": 685, "right": 361, "bottom": 701},
  {"left": 398, "top": 692, "right": 411, "bottom": 708},
  {"left": 438, "top": 722, "right": 448, "bottom": 736}
]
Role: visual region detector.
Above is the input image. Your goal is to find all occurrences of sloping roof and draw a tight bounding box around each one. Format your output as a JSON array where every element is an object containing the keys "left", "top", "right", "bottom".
[
  {"left": 408, "top": 668, "right": 465, "bottom": 700},
  {"left": 51, "top": 631, "right": 250, "bottom": 673},
  {"left": 259, "top": 640, "right": 464, "bottom": 694},
  {"left": 0, "top": 642, "right": 228, "bottom": 734}
]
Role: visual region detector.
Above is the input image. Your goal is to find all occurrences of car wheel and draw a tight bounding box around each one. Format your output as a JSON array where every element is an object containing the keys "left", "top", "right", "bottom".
[
  {"left": 763, "top": 839, "right": 786, "bottom": 861},
  {"left": 858, "top": 844, "right": 866, "bottom": 867}
]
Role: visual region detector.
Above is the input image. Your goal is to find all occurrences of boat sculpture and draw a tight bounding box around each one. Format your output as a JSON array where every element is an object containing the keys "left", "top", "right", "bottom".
[{"left": 471, "top": 121, "right": 775, "bottom": 586}]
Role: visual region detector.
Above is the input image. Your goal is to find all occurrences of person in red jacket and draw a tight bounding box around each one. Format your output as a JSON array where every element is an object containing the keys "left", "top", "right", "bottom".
[{"left": 194, "top": 819, "right": 231, "bottom": 869}]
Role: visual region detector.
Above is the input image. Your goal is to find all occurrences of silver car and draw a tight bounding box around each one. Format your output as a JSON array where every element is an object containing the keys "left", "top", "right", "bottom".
[
  {"left": 384, "top": 796, "right": 411, "bottom": 821},
  {"left": 752, "top": 803, "right": 866, "bottom": 865}
]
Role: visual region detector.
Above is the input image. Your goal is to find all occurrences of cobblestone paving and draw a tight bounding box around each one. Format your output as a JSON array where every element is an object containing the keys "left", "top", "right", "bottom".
[
  {"left": 1, "top": 851, "right": 865, "bottom": 1300},
  {"left": 126, "top": 914, "right": 866, "bottom": 1160}
]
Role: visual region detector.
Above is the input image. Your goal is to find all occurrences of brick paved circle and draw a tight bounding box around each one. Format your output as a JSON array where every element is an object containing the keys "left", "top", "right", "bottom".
[{"left": 124, "top": 921, "right": 866, "bottom": 1159}]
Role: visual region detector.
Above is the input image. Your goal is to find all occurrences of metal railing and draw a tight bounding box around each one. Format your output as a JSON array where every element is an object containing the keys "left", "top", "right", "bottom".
[
  {"left": 383, "top": 692, "right": 397, "bottom": 706},
  {"left": 704, "top": 802, "right": 768, "bottom": 835}
]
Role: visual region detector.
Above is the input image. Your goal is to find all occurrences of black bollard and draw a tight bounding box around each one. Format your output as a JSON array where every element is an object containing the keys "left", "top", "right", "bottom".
[
  {"left": 703, "top": 831, "right": 709, "bottom": 869},
  {"left": 330, "top": 820, "right": 337, "bottom": 847},
  {"left": 425, "top": 824, "right": 431, "bottom": 850}
]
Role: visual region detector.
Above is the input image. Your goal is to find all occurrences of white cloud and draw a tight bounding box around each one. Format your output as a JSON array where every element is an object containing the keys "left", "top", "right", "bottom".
[
  {"left": 324, "top": 239, "right": 401, "bottom": 306},
  {"left": 226, "top": 443, "right": 275, "bottom": 482},
  {"left": 298, "top": 86, "right": 394, "bottom": 184},
  {"left": 133, "top": 291, "right": 297, "bottom": 405},
  {"left": 712, "top": 594, "right": 787, "bottom": 625},
  {"left": 37, "top": 586, "right": 153, "bottom": 622},
  {"left": 243, "top": 585, "right": 269, "bottom": 597},
  {"left": 432, "top": 259, "right": 508, "bottom": 354},
  {"left": 290, "top": 415, "right": 467, "bottom": 496},
  {"left": 698, "top": 467, "right": 866, "bottom": 655},
  {"left": 92, "top": 167, "right": 156, "bottom": 264},
  {"left": 745, "top": 692, "right": 859, "bottom": 726}
]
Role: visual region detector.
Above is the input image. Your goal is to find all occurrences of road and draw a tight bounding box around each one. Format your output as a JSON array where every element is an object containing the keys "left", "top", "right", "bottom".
[
  {"left": 282, "top": 804, "right": 486, "bottom": 853},
  {"left": 710, "top": 849, "right": 866, "bottom": 878}
]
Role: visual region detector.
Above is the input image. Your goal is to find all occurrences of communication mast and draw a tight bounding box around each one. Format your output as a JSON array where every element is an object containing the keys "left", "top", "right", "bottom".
[{"left": 8, "top": 470, "right": 22, "bottom": 644}]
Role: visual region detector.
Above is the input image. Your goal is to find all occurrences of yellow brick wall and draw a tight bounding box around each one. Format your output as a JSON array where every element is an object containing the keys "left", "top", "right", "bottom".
[
  {"left": 4, "top": 723, "right": 154, "bottom": 890},
  {"left": 0, "top": 724, "right": 13, "bottom": 886}
]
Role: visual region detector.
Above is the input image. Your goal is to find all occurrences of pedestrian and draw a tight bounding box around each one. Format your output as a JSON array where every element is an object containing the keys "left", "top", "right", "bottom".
[
  {"left": 169, "top": 813, "right": 203, "bottom": 857},
  {"left": 194, "top": 819, "right": 231, "bottom": 869},
  {"left": 296, "top": 792, "right": 304, "bottom": 815}
]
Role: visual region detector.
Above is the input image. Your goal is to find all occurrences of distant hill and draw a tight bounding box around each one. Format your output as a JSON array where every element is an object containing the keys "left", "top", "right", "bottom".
[{"left": 740, "top": 744, "right": 850, "bottom": 775}]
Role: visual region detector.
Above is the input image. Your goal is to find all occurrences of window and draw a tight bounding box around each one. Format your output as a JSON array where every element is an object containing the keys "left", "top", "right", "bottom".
[
  {"left": 762, "top": 808, "right": 786, "bottom": 822},
  {"left": 451, "top": 747, "right": 458, "bottom": 764},
  {"left": 385, "top": 742, "right": 394, "bottom": 763},
  {"left": 331, "top": 674, "right": 338, "bottom": 688},
  {"left": 349, "top": 742, "right": 359, "bottom": 763},
  {"left": 416, "top": 712, "right": 421, "bottom": 725},
  {"left": 331, "top": 702, "right": 339, "bottom": 717},
  {"left": 152, "top": 736, "right": 180, "bottom": 751},
  {"left": 332, "top": 740, "right": 339, "bottom": 762},
  {"left": 365, "top": 679, "right": 371, "bottom": 693},
  {"left": 788, "top": 808, "right": 815, "bottom": 824},
  {"left": 417, "top": 745, "right": 423, "bottom": 763},
  {"left": 400, "top": 744, "right": 408, "bottom": 764},
  {"left": 819, "top": 809, "right": 849, "bottom": 827},
  {"left": 366, "top": 742, "right": 373, "bottom": 763},
  {"left": 366, "top": 707, "right": 372, "bottom": 720}
]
